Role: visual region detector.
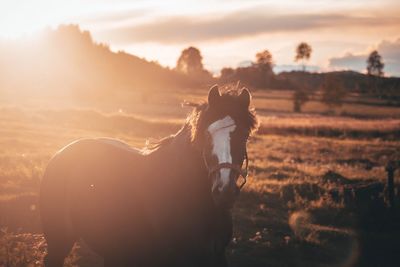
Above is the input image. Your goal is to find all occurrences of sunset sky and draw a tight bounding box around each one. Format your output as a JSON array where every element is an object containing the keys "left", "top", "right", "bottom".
[{"left": 1, "top": 0, "right": 400, "bottom": 76}]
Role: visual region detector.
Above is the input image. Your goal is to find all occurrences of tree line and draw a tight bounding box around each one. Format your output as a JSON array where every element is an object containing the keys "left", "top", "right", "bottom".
[
  {"left": 0, "top": 24, "right": 395, "bottom": 110},
  {"left": 175, "top": 43, "right": 393, "bottom": 112}
]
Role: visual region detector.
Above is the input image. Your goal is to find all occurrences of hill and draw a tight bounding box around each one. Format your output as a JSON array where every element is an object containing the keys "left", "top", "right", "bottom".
[
  {"left": 277, "top": 71, "right": 400, "bottom": 99},
  {"left": 219, "top": 67, "right": 400, "bottom": 104},
  {"left": 0, "top": 25, "right": 199, "bottom": 102}
]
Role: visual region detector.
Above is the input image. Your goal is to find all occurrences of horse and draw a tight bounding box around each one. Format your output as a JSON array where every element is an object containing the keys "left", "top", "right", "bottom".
[{"left": 39, "top": 85, "right": 258, "bottom": 267}]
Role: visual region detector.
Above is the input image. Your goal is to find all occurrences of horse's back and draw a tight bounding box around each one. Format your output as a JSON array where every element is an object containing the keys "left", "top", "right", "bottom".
[
  {"left": 40, "top": 138, "right": 151, "bottom": 257},
  {"left": 41, "top": 138, "right": 144, "bottom": 199}
]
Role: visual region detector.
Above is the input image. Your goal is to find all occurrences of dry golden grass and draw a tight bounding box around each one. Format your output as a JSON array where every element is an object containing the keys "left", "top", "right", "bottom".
[
  {"left": 1, "top": 90, "right": 400, "bottom": 266},
  {"left": 252, "top": 89, "right": 400, "bottom": 118}
]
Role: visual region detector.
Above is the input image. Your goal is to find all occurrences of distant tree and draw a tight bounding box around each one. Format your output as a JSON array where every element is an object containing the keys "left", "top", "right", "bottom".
[
  {"left": 234, "top": 66, "right": 262, "bottom": 87},
  {"left": 321, "top": 76, "right": 346, "bottom": 110},
  {"left": 366, "top": 50, "right": 384, "bottom": 77},
  {"left": 292, "top": 86, "right": 309, "bottom": 113},
  {"left": 220, "top": 67, "right": 235, "bottom": 83},
  {"left": 295, "top": 42, "right": 312, "bottom": 71},
  {"left": 366, "top": 50, "right": 385, "bottom": 97},
  {"left": 217, "top": 50, "right": 277, "bottom": 88},
  {"left": 253, "top": 50, "right": 274, "bottom": 88},
  {"left": 175, "top": 46, "right": 213, "bottom": 83},
  {"left": 255, "top": 50, "right": 273, "bottom": 67},
  {"left": 176, "top": 46, "right": 204, "bottom": 75}
]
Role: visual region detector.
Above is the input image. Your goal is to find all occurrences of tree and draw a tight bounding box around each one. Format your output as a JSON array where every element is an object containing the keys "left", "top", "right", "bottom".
[
  {"left": 176, "top": 46, "right": 205, "bottom": 75},
  {"left": 253, "top": 50, "right": 274, "bottom": 88},
  {"left": 366, "top": 50, "right": 385, "bottom": 97},
  {"left": 217, "top": 50, "right": 276, "bottom": 88},
  {"left": 366, "top": 50, "right": 384, "bottom": 77},
  {"left": 255, "top": 50, "right": 273, "bottom": 67},
  {"left": 321, "top": 76, "right": 346, "bottom": 110},
  {"left": 220, "top": 67, "right": 235, "bottom": 83},
  {"left": 292, "top": 86, "right": 309, "bottom": 113},
  {"left": 295, "top": 42, "right": 312, "bottom": 71}
]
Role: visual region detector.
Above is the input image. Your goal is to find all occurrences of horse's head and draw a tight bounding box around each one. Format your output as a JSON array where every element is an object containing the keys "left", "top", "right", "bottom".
[{"left": 193, "top": 85, "right": 257, "bottom": 209}]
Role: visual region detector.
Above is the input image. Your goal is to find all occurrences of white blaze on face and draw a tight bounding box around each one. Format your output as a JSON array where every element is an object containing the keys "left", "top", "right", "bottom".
[{"left": 207, "top": 116, "right": 236, "bottom": 191}]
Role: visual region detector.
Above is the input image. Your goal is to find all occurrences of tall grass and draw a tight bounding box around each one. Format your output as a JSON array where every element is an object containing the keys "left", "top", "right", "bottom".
[{"left": 0, "top": 104, "right": 399, "bottom": 266}]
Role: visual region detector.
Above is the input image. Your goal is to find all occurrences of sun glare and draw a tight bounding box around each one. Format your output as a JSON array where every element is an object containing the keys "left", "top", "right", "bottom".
[
  {"left": 1, "top": 2, "right": 55, "bottom": 38},
  {"left": 0, "top": 20, "right": 47, "bottom": 39},
  {"left": 0, "top": 0, "right": 92, "bottom": 39}
]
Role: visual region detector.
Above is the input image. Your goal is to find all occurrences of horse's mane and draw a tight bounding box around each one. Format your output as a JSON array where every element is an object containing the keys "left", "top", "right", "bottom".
[
  {"left": 187, "top": 89, "right": 258, "bottom": 144},
  {"left": 146, "top": 88, "right": 258, "bottom": 152},
  {"left": 143, "top": 124, "right": 190, "bottom": 153}
]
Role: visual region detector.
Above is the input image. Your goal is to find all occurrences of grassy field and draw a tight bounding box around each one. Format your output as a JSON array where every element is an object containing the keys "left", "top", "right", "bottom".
[{"left": 1, "top": 88, "right": 400, "bottom": 266}]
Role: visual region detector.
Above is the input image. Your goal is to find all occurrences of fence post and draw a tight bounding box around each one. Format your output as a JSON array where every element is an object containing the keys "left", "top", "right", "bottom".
[{"left": 386, "top": 161, "right": 395, "bottom": 209}]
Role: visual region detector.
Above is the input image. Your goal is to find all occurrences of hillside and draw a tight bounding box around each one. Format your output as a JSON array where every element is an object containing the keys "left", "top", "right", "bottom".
[
  {"left": 277, "top": 71, "right": 400, "bottom": 98},
  {"left": 219, "top": 67, "right": 400, "bottom": 104},
  {"left": 0, "top": 25, "right": 198, "bottom": 101}
]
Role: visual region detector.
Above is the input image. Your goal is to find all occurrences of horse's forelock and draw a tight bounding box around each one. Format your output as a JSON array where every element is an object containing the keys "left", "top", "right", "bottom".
[{"left": 187, "top": 89, "right": 258, "bottom": 146}]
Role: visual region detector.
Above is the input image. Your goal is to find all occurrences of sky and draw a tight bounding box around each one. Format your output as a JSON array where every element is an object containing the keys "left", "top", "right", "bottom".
[{"left": 0, "top": 0, "right": 399, "bottom": 76}]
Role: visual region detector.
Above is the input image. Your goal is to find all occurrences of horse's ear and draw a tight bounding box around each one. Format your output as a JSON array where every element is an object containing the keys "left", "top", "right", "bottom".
[
  {"left": 208, "top": 85, "right": 220, "bottom": 107},
  {"left": 239, "top": 88, "right": 251, "bottom": 108}
]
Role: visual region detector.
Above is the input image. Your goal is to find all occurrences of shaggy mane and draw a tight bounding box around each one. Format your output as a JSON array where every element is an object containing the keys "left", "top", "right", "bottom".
[
  {"left": 187, "top": 88, "right": 258, "bottom": 144},
  {"left": 147, "top": 88, "right": 258, "bottom": 152}
]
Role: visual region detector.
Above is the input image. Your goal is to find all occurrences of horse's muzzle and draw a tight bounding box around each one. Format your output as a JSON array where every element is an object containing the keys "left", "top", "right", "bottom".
[{"left": 211, "top": 178, "right": 240, "bottom": 209}]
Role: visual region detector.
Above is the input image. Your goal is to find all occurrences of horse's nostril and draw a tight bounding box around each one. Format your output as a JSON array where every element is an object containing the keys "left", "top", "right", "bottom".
[
  {"left": 233, "top": 185, "right": 240, "bottom": 195},
  {"left": 225, "top": 185, "right": 237, "bottom": 195},
  {"left": 213, "top": 186, "right": 238, "bottom": 199},
  {"left": 212, "top": 188, "right": 221, "bottom": 196}
]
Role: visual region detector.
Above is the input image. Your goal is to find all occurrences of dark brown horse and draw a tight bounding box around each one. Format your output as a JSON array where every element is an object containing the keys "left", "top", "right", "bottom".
[{"left": 40, "top": 85, "right": 258, "bottom": 267}]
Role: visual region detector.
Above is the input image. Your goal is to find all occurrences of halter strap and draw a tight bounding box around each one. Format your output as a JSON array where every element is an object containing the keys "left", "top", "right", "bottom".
[{"left": 203, "top": 150, "right": 248, "bottom": 189}]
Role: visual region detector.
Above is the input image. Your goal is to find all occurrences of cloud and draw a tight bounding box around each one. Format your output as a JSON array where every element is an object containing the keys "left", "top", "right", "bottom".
[
  {"left": 328, "top": 53, "right": 366, "bottom": 71},
  {"left": 329, "top": 38, "right": 400, "bottom": 77},
  {"left": 96, "top": 9, "right": 400, "bottom": 44},
  {"left": 79, "top": 8, "right": 151, "bottom": 26}
]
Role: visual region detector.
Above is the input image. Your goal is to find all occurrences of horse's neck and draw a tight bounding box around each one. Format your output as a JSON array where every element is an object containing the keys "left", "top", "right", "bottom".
[
  {"left": 146, "top": 126, "right": 214, "bottom": 209},
  {"left": 146, "top": 128, "right": 233, "bottom": 250},
  {"left": 154, "top": 127, "right": 206, "bottom": 179},
  {"left": 163, "top": 128, "right": 233, "bottom": 224}
]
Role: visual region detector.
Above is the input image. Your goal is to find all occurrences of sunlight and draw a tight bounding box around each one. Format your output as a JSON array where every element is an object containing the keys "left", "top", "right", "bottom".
[
  {"left": 0, "top": 1, "right": 62, "bottom": 38},
  {"left": 0, "top": 0, "right": 103, "bottom": 39},
  {"left": 0, "top": 1, "right": 399, "bottom": 266},
  {"left": 0, "top": 19, "right": 46, "bottom": 39}
]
